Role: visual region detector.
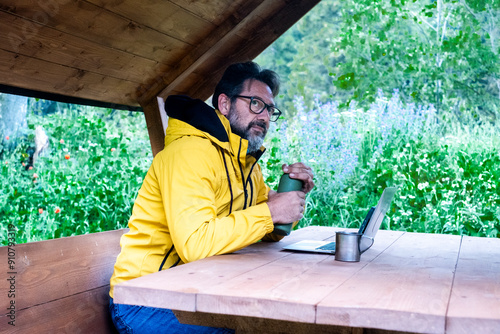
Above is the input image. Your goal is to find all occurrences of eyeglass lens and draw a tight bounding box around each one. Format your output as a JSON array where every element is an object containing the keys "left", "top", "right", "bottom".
[{"left": 249, "top": 97, "right": 280, "bottom": 121}]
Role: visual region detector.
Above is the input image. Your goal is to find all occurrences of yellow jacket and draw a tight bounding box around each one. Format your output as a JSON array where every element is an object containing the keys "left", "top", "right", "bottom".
[{"left": 109, "top": 96, "right": 279, "bottom": 297}]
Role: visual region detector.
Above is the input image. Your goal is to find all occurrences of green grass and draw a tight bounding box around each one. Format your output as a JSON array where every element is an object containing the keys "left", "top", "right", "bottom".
[{"left": 0, "top": 105, "right": 152, "bottom": 245}]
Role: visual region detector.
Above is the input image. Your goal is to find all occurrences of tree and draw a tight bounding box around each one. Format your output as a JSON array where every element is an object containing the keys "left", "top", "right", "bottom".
[
  {"left": 0, "top": 93, "right": 28, "bottom": 152},
  {"left": 256, "top": 0, "right": 344, "bottom": 114},
  {"left": 330, "top": 0, "right": 500, "bottom": 117},
  {"left": 257, "top": 0, "right": 500, "bottom": 118}
]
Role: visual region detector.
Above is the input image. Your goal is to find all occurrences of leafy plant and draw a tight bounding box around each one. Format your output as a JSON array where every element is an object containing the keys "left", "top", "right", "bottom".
[
  {"left": 257, "top": 0, "right": 500, "bottom": 118},
  {"left": 262, "top": 90, "right": 500, "bottom": 237},
  {"left": 0, "top": 104, "right": 152, "bottom": 245}
]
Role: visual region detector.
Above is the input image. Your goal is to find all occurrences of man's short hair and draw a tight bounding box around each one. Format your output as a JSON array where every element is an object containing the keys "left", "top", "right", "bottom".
[{"left": 212, "top": 61, "right": 280, "bottom": 110}]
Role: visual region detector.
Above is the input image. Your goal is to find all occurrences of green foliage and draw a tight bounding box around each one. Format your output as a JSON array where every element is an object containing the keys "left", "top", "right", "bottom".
[
  {"left": 257, "top": 0, "right": 500, "bottom": 118},
  {"left": 261, "top": 92, "right": 500, "bottom": 238},
  {"left": 362, "top": 127, "right": 500, "bottom": 237},
  {"left": 256, "top": 0, "right": 500, "bottom": 237},
  {"left": 2, "top": 0, "right": 499, "bottom": 244},
  {"left": 0, "top": 105, "right": 152, "bottom": 245},
  {"left": 256, "top": 0, "right": 344, "bottom": 113}
]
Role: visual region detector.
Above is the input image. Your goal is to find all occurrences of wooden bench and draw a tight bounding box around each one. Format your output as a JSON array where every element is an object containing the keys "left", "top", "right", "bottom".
[{"left": 0, "top": 229, "right": 127, "bottom": 333}]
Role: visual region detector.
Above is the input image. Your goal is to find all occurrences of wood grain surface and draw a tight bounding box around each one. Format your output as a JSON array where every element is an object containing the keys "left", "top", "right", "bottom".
[{"left": 114, "top": 227, "right": 500, "bottom": 333}]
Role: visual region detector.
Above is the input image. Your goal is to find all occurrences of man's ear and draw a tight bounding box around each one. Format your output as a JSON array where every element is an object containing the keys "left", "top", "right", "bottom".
[{"left": 218, "top": 94, "right": 231, "bottom": 117}]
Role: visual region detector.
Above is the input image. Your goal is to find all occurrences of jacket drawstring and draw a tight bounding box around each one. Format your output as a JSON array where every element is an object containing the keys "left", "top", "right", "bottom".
[
  {"left": 237, "top": 138, "right": 264, "bottom": 210},
  {"left": 245, "top": 163, "right": 258, "bottom": 207},
  {"left": 221, "top": 148, "right": 234, "bottom": 214},
  {"left": 237, "top": 138, "right": 249, "bottom": 209},
  {"left": 158, "top": 245, "right": 175, "bottom": 271},
  {"left": 169, "top": 258, "right": 181, "bottom": 269}
]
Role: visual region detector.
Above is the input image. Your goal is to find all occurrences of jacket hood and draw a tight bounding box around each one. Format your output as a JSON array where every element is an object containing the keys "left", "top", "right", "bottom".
[
  {"left": 165, "top": 95, "right": 229, "bottom": 143},
  {"left": 164, "top": 95, "right": 265, "bottom": 161}
]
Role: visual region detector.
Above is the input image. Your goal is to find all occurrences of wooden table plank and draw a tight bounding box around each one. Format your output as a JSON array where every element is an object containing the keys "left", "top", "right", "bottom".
[
  {"left": 172, "top": 310, "right": 363, "bottom": 334},
  {"left": 113, "top": 226, "right": 335, "bottom": 311},
  {"left": 114, "top": 228, "right": 500, "bottom": 333},
  {"left": 195, "top": 230, "right": 404, "bottom": 323},
  {"left": 446, "top": 235, "right": 500, "bottom": 334},
  {"left": 316, "top": 233, "right": 462, "bottom": 334}
]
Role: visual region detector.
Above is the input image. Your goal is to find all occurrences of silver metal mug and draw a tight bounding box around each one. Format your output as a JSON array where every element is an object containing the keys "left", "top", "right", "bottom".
[{"left": 334, "top": 231, "right": 362, "bottom": 262}]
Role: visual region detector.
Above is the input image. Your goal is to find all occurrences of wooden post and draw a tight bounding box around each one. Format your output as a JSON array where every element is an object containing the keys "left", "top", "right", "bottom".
[{"left": 139, "top": 97, "right": 166, "bottom": 157}]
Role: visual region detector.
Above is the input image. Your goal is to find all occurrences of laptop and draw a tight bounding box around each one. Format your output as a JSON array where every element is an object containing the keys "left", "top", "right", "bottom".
[{"left": 283, "top": 187, "right": 397, "bottom": 254}]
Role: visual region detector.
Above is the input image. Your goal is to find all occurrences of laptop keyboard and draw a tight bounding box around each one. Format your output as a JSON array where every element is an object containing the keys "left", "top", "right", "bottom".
[{"left": 317, "top": 242, "right": 336, "bottom": 251}]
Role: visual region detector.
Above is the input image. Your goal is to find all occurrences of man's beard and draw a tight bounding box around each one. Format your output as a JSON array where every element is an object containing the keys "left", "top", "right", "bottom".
[{"left": 227, "top": 106, "right": 267, "bottom": 154}]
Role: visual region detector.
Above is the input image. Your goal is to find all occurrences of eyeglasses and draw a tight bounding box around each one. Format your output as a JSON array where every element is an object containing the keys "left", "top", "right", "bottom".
[{"left": 233, "top": 95, "right": 282, "bottom": 122}]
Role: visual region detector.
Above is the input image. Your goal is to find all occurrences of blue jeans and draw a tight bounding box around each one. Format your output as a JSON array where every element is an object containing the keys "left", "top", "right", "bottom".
[{"left": 109, "top": 298, "right": 235, "bottom": 334}]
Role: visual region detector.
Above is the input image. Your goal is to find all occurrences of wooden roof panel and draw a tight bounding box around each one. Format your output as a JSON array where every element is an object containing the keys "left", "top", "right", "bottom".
[
  {"left": 0, "top": 49, "right": 139, "bottom": 106},
  {"left": 170, "top": 0, "right": 249, "bottom": 25},
  {"left": 86, "top": 0, "right": 217, "bottom": 44},
  {"left": 0, "top": 0, "right": 321, "bottom": 111},
  {"left": 2, "top": 0, "right": 191, "bottom": 62},
  {"left": 156, "top": 0, "right": 323, "bottom": 100},
  {"left": 0, "top": 11, "right": 171, "bottom": 84}
]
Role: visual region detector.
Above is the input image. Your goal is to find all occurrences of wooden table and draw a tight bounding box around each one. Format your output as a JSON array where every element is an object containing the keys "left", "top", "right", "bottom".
[{"left": 113, "top": 226, "right": 500, "bottom": 334}]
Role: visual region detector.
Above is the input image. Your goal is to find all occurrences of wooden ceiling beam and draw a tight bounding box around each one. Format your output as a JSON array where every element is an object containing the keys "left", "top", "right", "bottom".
[
  {"left": 157, "top": 0, "right": 281, "bottom": 99},
  {"left": 0, "top": 11, "right": 170, "bottom": 86},
  {"left": 137, "top": 0, "right": 321, "bottom": 105},
  {"left": 85, "top": 0, "right": 217, "bottom": 45},
  {"left": 187, "top": 0, "right": 323, "bottom": 100},
  {"left": 136, "top": 0, "right": 268, "bottom": 104},
  {"left": 170, "top": 0, "right": 242, "bottom": 25},
  {"left": 0, "top": 1, "right": 190, "bottom": 63}
]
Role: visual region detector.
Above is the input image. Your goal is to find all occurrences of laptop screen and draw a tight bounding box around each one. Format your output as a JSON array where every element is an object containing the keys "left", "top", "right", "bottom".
[{"left": 359, "top": 187, "right": 397, "bottom": 252}]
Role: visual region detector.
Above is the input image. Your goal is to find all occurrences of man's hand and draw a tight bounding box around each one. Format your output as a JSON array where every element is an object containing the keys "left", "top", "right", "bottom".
[
  {"left": 267, "top": 190, "right": 305, "bottom": 224},
  {"left": 282, "top": 162, "right": 314, "bottom": 194}
]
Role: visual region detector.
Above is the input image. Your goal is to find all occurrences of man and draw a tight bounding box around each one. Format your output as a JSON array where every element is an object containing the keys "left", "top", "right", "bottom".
[{"left": 109, "top": 61, "right": 314, "bottom": 333}]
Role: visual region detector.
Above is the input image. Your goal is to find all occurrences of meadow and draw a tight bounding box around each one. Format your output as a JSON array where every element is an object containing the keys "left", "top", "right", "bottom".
[
  {"left": 1, "top": 91, "right": 498, "bottom": 245},
  {"left": 0, "top": 106, "right": 152, "bottom": 244},
  {"left": 263, "top": 90, "right": 499, "bottom": 237}
]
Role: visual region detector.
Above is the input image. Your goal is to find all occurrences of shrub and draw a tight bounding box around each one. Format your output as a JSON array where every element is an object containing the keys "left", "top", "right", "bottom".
[
  {"left": 2, "top": 91, "right": 498, "bottom": 246},
  {"left": 262, "top": 90, "right": 500, "bottom": 237},
  {"left": 0, "top": 105, "right": 152, "bottom": 245}
]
